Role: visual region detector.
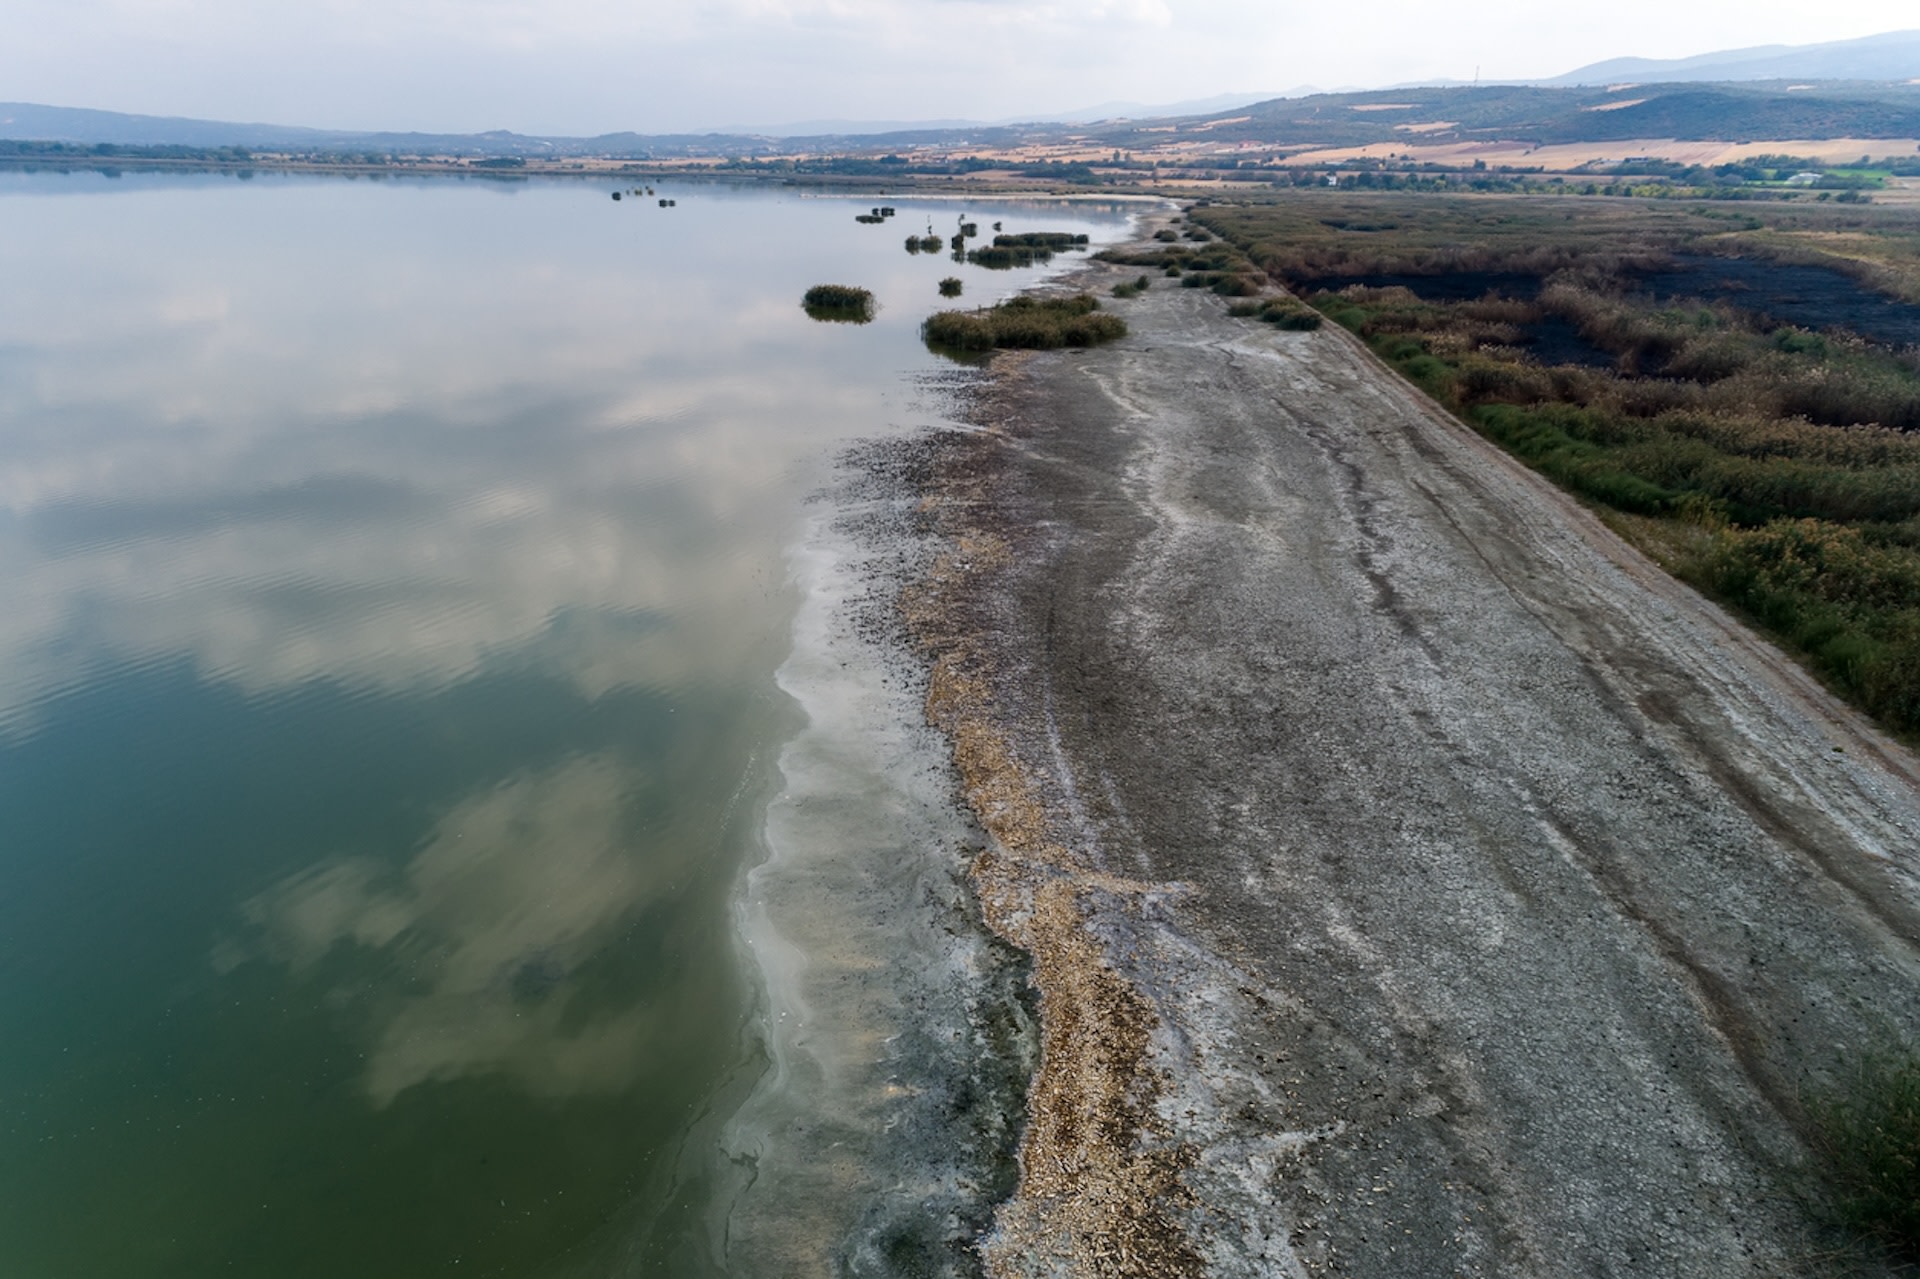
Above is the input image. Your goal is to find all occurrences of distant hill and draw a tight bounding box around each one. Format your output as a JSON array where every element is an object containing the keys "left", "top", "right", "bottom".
[
  {"left": 1087, "top": 80, "right": 1920, "bottom": 150},
  {"left": 1549, "top": 30, "right": 1920, "bottom": 86},
  {"left": 0, "top": 95, "right": 1294, "bottom": 156},
  {"left": 0, "top": 103, "right": 341, "bottom": 149},
  {"left": 9, "top": 76, "right": 1920, "bottom": 167},
  {"left": 713, "top": 92, "right": 1299, "bottom": 135},
  {"left": 0, "top": 101, "right": 1060, "bottom": 158}
]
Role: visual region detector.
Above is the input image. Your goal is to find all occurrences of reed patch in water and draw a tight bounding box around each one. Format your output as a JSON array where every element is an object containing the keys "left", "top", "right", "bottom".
[
  {"left": 923, "top": 294, "right": 1126, "bottom": 353},
  {"left": 802, "top": 284, "right": 875, "bottom": 323}
]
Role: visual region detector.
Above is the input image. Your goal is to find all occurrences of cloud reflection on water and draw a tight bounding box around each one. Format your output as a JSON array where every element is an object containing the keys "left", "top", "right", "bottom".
[
  {"left": 233, "top": 754, "right": 662, "bottom": 1104},
  {"left": 0, "top": 178, "right": 1126, "bottom": 1128},
  {"left": 0, "top": 180, "right": 895, "bottom": 732}
]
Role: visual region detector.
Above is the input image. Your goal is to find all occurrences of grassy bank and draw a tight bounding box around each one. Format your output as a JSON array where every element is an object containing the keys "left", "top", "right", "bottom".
[{"left": 1190, "top": 193, "right": 1920, "bottom": 740}]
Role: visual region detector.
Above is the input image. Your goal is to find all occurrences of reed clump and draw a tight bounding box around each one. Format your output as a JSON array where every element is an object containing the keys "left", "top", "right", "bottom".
[
  {"left": 939, "top": 277, "right": 964, "bottom": 298},
  {"left": 968, "top": 245, "right": 1054, "bottom": 270},
  {"left": 803, "top": 284, "right": 875, "bottom": 322},
  {"left": 994, "top": 232, "right": 1090, "bottom": 249},
  {"left": 923, "top": 294, "right": 1126, "bottom": 352}
]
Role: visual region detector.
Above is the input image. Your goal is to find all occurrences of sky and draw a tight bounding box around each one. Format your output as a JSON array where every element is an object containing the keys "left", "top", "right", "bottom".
[{"left": 2, "top": 0, "right": 1916, "bottom": 135}]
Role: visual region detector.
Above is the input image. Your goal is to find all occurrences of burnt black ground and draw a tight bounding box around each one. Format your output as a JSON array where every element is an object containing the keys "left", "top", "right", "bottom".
[
  {"left": 1641, "top": 255, "right": 1920, "bottom": 347},
  {"left": 918, "top": 248, "right": 1920, "bottom": 1277},
  {"left": 1296, "top": 254, "right": 1920, "bottom": 358}
]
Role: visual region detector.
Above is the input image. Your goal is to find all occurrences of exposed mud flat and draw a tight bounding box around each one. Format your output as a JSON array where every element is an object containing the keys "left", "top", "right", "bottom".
[{"left": 900, "top": 237, "right": 1920, "bottom": 1275}]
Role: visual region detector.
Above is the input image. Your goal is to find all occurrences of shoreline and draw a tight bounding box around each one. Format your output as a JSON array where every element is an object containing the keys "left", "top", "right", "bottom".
[
  {"left": 719, "top": 502, "right": 1033, "bottom": 1277},
  {"left": 717, "top": 207, "right": 1157, "bottom": 1277},
  {"left": 0, "top": 155, "right": 1169, "bottom": 196},
  {"left": 901, "top": 221, "right": 1920, "bottom": 1274}
]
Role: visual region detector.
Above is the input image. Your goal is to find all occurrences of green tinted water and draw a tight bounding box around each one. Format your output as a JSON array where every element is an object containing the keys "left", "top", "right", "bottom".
[{"left": 0, "top": 172, "right": 1131, "bottom": 1276}]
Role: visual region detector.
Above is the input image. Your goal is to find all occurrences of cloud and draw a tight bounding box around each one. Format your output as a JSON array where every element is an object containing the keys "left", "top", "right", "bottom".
[
  {"left": 9, "top": 0, "right": 1904, "bottom": 134},
  {"left": 0, "top": 0, "right": 1905, "bottom": 136}
]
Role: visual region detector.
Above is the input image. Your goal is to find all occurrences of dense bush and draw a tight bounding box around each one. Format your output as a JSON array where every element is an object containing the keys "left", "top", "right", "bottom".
[{"left": 1691, "top": 523, "right": 1920, "bottom": 728}]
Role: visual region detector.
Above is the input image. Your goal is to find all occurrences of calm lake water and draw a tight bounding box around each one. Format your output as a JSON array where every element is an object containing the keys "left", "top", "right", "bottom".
[{"left": 0, "top": 170, "right": 1133, "bottom": 1277}]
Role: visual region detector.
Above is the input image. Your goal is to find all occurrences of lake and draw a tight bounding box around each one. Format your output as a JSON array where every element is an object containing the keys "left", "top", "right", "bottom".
[{"left": 0, "top": 169, "right": 1135, "bottom": 1277}]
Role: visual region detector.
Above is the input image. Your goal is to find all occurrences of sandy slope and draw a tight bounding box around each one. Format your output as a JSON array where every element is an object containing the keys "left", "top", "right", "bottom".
[{"left": 904, "top": 244, "right": 1920, "bottom": 1277}]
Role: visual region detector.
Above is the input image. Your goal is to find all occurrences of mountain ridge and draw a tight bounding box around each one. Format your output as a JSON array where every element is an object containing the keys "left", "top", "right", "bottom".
[{"left": 1549, "top": 29, "right": 1920, "bottom": 86}]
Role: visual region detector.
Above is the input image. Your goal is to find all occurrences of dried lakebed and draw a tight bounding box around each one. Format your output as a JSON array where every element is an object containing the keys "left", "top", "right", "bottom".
[{"left": 889, "top": 249, "right": 1920, "bottom": 1275}]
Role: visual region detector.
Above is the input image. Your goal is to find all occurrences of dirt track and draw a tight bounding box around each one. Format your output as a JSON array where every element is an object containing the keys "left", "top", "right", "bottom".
[{"left": 906, "top": 245, "right": 1920, "bottom": 1277}]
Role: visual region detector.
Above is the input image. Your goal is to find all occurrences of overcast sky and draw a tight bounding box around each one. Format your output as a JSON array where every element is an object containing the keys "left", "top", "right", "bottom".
[{"left": 2, "top": 1, "right": 1914, "bottom": 135}]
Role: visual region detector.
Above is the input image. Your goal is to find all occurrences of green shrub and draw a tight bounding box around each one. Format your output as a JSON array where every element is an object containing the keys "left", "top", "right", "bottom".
[
  {"left": 1811, "top": 1051, "right": 1920, "bottom": 1258},
  {"left": 1263, "top": 303, "right": 1323, "bottom": 331},
  {"left": 1773, "top": 328, "right": 1830, "bottom": 357},
  {"left": 1691, "top": 522, "right": 1920, "bottom": 730},
  {"left": 1472, "top": 404, "right": 1679, "bottom": 515},
  {"left": 938, "top": 277, "right": 964, "bottom": 298},
  {"left": 923, "top": 294, "right": 1127, "bottom": 353}
]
